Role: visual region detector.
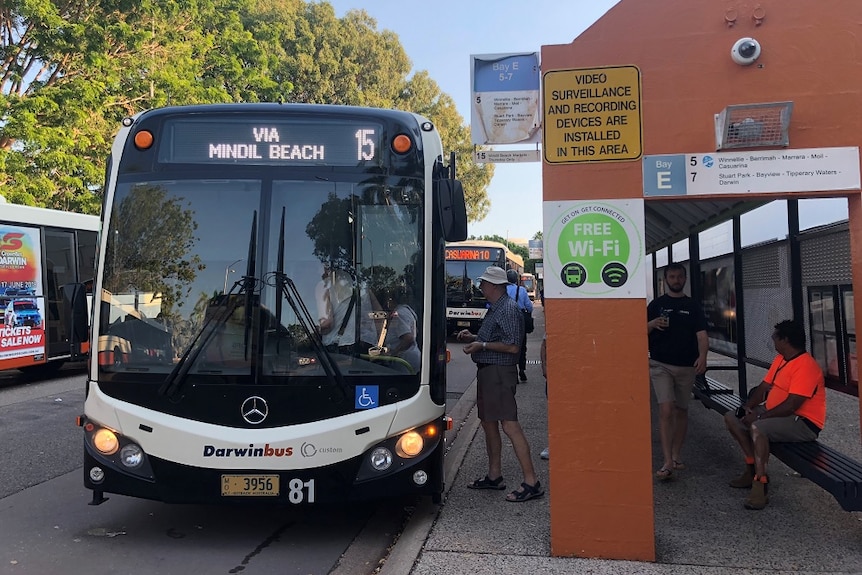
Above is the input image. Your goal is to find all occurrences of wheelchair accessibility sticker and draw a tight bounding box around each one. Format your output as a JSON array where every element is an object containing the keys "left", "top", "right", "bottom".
[{"left": 355, "top": 386, "right": 379, "bottom": 409}]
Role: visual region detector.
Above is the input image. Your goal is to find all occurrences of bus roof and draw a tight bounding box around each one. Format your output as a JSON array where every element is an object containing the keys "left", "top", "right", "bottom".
[
  {"left": 446, "top": 239, "right": 510, "bottom": 249},
  {"left": 0, "top": 201, "right": 100, "bottom": 232},
  {"left": 130, "top": 103, "right": 429, "bottom": 125}
]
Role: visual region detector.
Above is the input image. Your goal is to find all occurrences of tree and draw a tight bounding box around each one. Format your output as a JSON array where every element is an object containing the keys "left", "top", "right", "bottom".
[
  {"left": 395, "top": 70, "right": 492, "bottom": 223},
  {"left": 0, "top": 0, "right": 495, "bottom": 222},
  {"left": 471, "top": 233, "right": 544, "bottom": 274},
  {"left": 0, "top": 0, "right": 248, "bottom": 210}
]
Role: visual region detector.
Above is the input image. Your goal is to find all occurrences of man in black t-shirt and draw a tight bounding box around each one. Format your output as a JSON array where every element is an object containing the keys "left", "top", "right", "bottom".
[{"left": 647, "top": 263, "right": 708, "bottom": 480}]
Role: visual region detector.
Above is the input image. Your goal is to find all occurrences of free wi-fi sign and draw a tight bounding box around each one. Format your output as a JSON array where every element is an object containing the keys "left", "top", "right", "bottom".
[{"left": 543, "top": 200, "right": 646, "bottom": 299}]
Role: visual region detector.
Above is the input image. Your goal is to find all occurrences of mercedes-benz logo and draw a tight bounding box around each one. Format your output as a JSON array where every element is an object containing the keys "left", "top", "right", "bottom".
[{"left": 241, "top": 396, "right": 269, "bottom": 425}]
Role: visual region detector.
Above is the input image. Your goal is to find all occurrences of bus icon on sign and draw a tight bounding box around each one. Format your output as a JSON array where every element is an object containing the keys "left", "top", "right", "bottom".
[{"left": 562, "top": 263, "right": 587, "bottom": 288}]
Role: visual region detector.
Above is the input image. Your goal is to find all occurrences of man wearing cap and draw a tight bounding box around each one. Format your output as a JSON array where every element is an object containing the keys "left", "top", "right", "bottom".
[{"left": 457, "top": 265, "right": 543, "bottom": 502}]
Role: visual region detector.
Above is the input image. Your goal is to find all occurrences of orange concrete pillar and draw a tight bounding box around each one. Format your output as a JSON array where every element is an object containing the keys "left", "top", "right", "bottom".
[
  {"left": 544, "top": 298, "right": 654, "bottom": 559},
  {"left": 541, "top": 53, "right": 654, "bottom": 561}
]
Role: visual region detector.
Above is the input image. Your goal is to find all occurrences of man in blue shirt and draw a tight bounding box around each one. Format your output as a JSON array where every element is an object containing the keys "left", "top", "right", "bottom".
[{"left": 506, "top": 269, "right": 533, "bottom": 382}]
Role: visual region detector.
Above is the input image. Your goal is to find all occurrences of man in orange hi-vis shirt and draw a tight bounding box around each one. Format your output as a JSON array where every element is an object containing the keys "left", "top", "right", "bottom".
[{"left": 724, "top": 319, "right": 826, "bottom": 510}]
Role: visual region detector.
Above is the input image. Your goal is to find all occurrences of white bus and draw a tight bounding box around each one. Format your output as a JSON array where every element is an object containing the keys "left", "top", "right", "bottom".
[
  {"left": 520, "top": 272, "right": 537, "bottom": 301},
  {"left": 76, "top": 104, "right": 467, "bottom": 506},
  {"left": 0, "top": 201, "right": 99, "bottom": 375},
  {"left": 445, "top": 239, "right": 523, "bottom": 334}
]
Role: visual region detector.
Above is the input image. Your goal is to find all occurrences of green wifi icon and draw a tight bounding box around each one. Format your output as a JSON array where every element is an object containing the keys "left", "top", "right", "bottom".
[{"left": 601, "top": 262, "right": 629, "bottom": 287}]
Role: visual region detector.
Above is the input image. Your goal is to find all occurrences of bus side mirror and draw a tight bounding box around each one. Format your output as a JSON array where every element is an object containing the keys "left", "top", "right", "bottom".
[
  {"left": 62, "top": 282, "right": 89, "bottom": 361},
  {"left": 437, "top": 179, "right": 467, "bottom": 242}
]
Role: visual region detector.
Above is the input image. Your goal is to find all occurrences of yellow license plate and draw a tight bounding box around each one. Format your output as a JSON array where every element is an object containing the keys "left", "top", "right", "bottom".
[{"left": 221, "top": 474, "right": 280, "bottom": 496}]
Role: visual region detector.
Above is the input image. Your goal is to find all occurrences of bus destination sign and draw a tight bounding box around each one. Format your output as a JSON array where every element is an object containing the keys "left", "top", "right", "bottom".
[
  {"left": 445, "top": 248, "right": 500, "bottom": 261},
  {"left": 158, "top": 118, "right": 383, "bottom": 166}
]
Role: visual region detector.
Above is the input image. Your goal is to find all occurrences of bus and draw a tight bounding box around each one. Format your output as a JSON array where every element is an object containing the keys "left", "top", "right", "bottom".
[
  {"left": 520, "top": 272, "right": 537, "bottom": 301},
  {"left": 76, "top": 104, "right": 467, "bottom": 506},
  {"left": 0, "top": 201, "right": 99, "bottom": 375},
  {"left": 445, "top": 239, "right": 523, "bottom": 334}
]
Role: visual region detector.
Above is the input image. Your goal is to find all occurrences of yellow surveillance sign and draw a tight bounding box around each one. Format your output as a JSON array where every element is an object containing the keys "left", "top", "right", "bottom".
[{"left": 542, "top": 65, "right": 642, "bottom": 164}]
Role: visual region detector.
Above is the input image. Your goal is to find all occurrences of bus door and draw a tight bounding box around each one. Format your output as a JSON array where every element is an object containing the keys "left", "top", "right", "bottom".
[{"left": 44, "top": 230, "right": 79, "bottom": 360}]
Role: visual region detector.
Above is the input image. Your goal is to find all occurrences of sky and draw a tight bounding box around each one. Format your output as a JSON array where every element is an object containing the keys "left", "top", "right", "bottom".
[
  {"left": 326, "top": 0, "right": 847, "bottom": 251},
  {"left": 326, "top": 0, "right": 624, "bottom": 243}
]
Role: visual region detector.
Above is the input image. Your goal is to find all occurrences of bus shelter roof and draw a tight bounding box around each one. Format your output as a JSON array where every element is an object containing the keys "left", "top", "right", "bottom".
[{"left": 644, "top": 197, "right": 770, "bottom": 254}]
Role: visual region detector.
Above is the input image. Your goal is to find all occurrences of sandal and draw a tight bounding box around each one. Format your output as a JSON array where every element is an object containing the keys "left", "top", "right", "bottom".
[
  {"left": 505, "top": 481, "right": 544, "bottom": 502},
  {"left": 673, "top": 460, "right": 686, "bottom": 471},
  {"left": 468, "top": 475, "right": 506, "bottom": 490},
  {"left": 655, "top": 467, "right": 673, "bottom": 480}
]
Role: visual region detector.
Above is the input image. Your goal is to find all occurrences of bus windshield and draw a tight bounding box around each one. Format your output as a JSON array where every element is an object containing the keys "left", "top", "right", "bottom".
[
  {"left": 444, "top": 260, "right": 491, "bottom": 303},
  {"left": 99, "top": 176, "right": 423, "bottom": 379}
]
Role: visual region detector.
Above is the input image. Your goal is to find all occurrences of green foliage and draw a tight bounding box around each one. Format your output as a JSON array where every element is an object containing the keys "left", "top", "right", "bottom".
[
  {"left": 396, "top": 70, "right": 492, "bottom": 223},
  {"left": 471, "top": 233, "right": 544, "bottom": 274},
  {"left": 0, "top": 0, "right": 493, "bottom": 221}
]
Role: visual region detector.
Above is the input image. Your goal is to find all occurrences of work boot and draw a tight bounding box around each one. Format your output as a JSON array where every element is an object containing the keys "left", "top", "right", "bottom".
[
  {"left": 744, "top": 476, "right": 769, "bottom": 510},
  {"left": 729, "top": 464, "right": 755, "bottom": 488}
]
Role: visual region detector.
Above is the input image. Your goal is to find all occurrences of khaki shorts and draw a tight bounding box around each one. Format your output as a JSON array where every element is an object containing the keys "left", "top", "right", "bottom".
[
  {"left": 476, "top": 363, "right": 518, "bottom": 422},
  {"left": 649, "top": 359, "right": 695, "bottom": 409}
]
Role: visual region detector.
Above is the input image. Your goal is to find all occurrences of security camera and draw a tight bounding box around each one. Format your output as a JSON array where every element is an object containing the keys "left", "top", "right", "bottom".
[{"left": 731, "top": 37, "right": 761, "bottom": 65}]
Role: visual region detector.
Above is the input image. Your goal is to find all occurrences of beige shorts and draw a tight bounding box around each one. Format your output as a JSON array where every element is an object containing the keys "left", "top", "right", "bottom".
[{"left": 649, "top": 359, "right": 695, "bottom": 409}]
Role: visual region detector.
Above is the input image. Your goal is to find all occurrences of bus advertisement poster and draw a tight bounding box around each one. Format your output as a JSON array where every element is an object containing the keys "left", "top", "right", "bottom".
[{"left": 0, "top": 224, "right": 46, "bottom": 361}]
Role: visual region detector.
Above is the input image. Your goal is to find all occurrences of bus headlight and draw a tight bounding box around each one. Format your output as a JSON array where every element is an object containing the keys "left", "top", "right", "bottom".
[
  {"left": 355, "top": 420, "right": 443, "bottom": 482},
  {"left": 120, "top": 444, "right": 144, "bottom": 468},
  {"left": 93, "top": 428, "right": 120, "bottom": 455},
  {"left": 396, "top": 431, "right": 424, "bottom": 458},
  {"left": 370, "top": 447, "right": 393, "bottom": 471},
  {"left": 83, "top": 420, "right": 155, "bottom": 480}
]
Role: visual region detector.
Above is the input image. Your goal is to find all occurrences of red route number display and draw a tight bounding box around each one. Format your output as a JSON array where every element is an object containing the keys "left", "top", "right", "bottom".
[{"left": 445, "top": 248, "right": 495, "bottom": 261}]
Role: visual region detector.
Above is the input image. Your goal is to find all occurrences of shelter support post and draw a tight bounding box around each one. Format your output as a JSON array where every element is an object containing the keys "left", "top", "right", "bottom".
[
  {"left": 732, "top": 215, "right": 749, "bottom": 397},
  {"left": 546, "top": 298, "right": 656, "bottom": 560}
]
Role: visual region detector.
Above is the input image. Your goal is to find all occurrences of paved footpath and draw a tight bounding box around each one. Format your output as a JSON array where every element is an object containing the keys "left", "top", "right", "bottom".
[{"left": 382, "top": 304, "right": 862, "bottom": 575}]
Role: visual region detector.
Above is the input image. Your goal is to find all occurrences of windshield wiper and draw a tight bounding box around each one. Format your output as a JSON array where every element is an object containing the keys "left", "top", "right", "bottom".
[
  {"left": 159, "top": 214, "right": 258, "bottom": 400},
  {"left": 270, "top": 207, "right": 348, "bottom": 401}
]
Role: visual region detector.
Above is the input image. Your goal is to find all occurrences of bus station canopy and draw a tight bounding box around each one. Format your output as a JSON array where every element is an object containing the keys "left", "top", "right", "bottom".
[{"left": 644, "top": 198, "right": 770, "bottom": 254}]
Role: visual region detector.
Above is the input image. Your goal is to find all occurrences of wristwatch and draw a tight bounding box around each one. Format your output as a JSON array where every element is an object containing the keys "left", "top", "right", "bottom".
[{"left": 482, "top": 341, "right": 487, "bottom": 351}]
